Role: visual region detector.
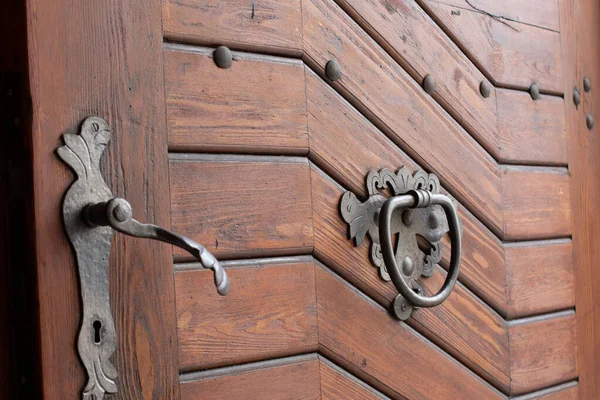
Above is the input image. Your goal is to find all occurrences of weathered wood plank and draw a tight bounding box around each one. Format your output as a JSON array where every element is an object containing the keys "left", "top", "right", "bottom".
[
  {"left": 509, "top": 312, "right": 578, "bottom": 395},
  {"left": 311, "top": 167, "right": 510, "bottom": 391},
  {"left": 501, "top": 166, "right": 571, "bottom": 240},
  {"left": 423, "top": 0, "right": 560, "bottom": 32},
  {"left": 333, "top": 0, "right": 500, "bottom": 157},
  {"left": 162, "top": 0, "right": 303, "bottom": 56},
  {"left": 306, "top": 70, "right": 507, "bottom": 313},
  {"left": 176, "top": 258, "right": 318, "bottom": 371},
  {"left": 302, "top": 0, "right": 504, "bottom": 233},
  {"left": 180, "top": 355, "right": 321, "bottom": 400},
  {"left": 320, "top": 358, "right": 391, "bottom": 400},
  {"left": 504, "top": 240, "right": 574, "bottom": 319},
  {"left": 316, "top": 265, "right": 504, "bottom": 399},
  {"left": 497, "top": 89, "right": 567, "bottom": 165},
  {"left": 165, "top": 45, "right": 308, "bottom": 154},
  {"left": 26, "top": 0, "right": 180, "bottom": 396},
  {"left": 169, "top": 154, "right": 313, "bottom": 260},
  {"left": 561, "top": 0, "right": 600, "bottom": 397},
  {"left": 422, "top": 1, "right": 563, "bottom": 93}
]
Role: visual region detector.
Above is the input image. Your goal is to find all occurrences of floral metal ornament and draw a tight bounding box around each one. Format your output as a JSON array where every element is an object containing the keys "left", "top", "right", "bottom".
[{"left": 340, "top": 167, "right": 461, "bottom": 320}]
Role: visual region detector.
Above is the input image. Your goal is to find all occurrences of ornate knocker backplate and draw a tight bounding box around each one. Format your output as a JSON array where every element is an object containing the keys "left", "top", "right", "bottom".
[{"left": 340, "top": 167, "right": 462, "bottom": 320}]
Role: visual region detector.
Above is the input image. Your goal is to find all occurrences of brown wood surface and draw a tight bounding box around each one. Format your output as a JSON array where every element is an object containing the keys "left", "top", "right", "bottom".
[
  {"left": 311, "top": 166, "right": 510, "bottom": 391},
  {"left": 316, "top": 265, "right": 504, "bottom": 399},
  {"left": 422, "top": 0, "right": 563, "bottom": 93},
  {"left": 320, "top": 358, "right": 391, "bottom": 400},
  {"left": 305, "top": 68, "right": 507, "bottom": 314},
  {"left": 162, "top": 0, "right": 303, "bottom": 56},
  {"left": 501, "top": 166, "right": 571, "bottom": 240},
  {"left": 176, "top": 258, "right": 318, "bottom": 371},
  {"left": 333, "top": 0, "right": 500, "bottom": 157},
  {"left": 302, "top": 0, "right": 504, "bottom": 234},
  {"left": 508, "top": 312, "right": 578, "bottom": 395},
  {"left": 25, "top": 0, "right": 180, "bottom": 397},
  {"left": 496, "top": 89, "right": 567, "bottom": 165},
  {"left": 511, "top": 382, "right": 579, "bottom": 400},
  {"left": 504, "top": 240, "right": 574, "bottom": 319},
  {"left": 169, "top": 154, "right": 313, "bottom": 260},
  {"left": 561, "top": 0, "right": 600, "bottom": 397},
  {"left": 165, "top": 45, "right": 308, "bottom": 154},
  {"left": 180, "top": 355, "right": 321, "bottom": 400},
  {"left": 423, "top": 0, "right": 561, "bottom": 32}
]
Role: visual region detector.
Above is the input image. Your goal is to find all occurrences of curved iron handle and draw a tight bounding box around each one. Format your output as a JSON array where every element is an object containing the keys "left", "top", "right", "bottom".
[
  {"left": 83, "top": 197, "right": 229, "bottom": 296},
  {"left": 379, "top": 189, "right": 461, "bottom": 308}
]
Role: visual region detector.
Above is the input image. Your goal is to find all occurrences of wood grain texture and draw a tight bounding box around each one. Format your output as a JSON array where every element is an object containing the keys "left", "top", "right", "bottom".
[
  {"left": 302, "top": 0, "right": 504, "bottom": 234},
  {"left": 497, "top": 89, "right": 567, "bottom": 165},
  {"left": 423, "top": 0, "right": 561, "bottom": 32},
  {"left": 306, "top": 70, "right": 507, "bottom": 313},
  {"left": 509, "top": 312, "right": 578, "bottom": 395},
  {"left": 504, "top": 240, "right": 574, "bottom": 319},
  {"left": 25, "top": 0, "right": 180, "bottom": 397},
  {"left": 180, "top": 355, "right": 321, "bottom": 400},
  {"left": 170, "top": 154, "right": 313, "bottom": 259},
  {"left": 501, "top": 166, "right": 571, "bottom": 240},
  {"left": 511, "top": 382, "right": 579, "bottom": 400},
  {"left": 320, "top": 358, "right": 391, "bottom": 400},
  {"left": 316, "top": 265, "right": 504, "bottom": 399},
  {"left": 162, "top": 0, "right": 303, "bottom": 56},
  {"left": 422, "top": 0, "right": 563, "bottom": 93},
  {"left": 561, "top": 0, "right": 600, "bottom": 397},
  {"left": 333, "top": 0, "right": 500, "bottom": 157},
  {"left": 311, "top": 167, "right": 510, "bottom": 391},
  {"left": 165, "top": 45, "right": 308, "bottom": 154},
  {"left": 176, "top": 258, "right": 318, "bottom": 371}
]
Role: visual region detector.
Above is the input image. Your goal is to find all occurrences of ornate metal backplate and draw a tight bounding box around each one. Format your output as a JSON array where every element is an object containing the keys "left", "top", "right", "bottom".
[
  {"left": 340, "top": 168, "right": 450, "bottom": 316},
  {"left": 57, "top": 117, "right": 117, "bottom": 399},
  {"left": 58, "top": 117, "right": 230, "bottom": 399}
]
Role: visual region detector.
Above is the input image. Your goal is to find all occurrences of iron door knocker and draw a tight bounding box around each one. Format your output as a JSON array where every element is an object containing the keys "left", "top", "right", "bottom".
[
  {"left": 57, "top": 116, "right": 229, "bottom": 400},
  {"left": 340, "top": 168, "right": 462, "bottom": 320}
]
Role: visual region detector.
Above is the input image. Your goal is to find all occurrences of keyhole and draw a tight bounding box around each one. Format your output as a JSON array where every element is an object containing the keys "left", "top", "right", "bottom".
[{"left": 93, "top": 320, "right": 102, "bottom": 344}]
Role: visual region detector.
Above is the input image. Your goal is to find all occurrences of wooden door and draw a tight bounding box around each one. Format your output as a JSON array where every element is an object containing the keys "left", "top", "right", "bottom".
[{"left": 4, "top": 0, "right": 600, "bottom": 398}]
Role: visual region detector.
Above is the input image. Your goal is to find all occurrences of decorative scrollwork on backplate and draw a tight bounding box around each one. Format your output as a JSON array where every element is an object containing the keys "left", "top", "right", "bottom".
[
  {"left": 57, "top": 117, "right": 118, "bottom": 400},
  {"left": 340, "top": 167, "right": 453, "bottom": 318}
]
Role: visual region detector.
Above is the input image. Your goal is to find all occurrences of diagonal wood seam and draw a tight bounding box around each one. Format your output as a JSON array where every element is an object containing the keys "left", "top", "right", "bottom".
[
  {"left": 162, "top": 41, "right": 571, "bottom": 253},
  {"left": 165, "top": 0, "right": 571, "bottom": 239},
  {"left": 306, "top": 165, "right": 576, "bottom": 393},
  {"left": 175, "top": 258, "right": 574, "bottom": 397},
  {"left": 297, "top": 0, "right": 569, "bottom": 238},
  {"left": 180, "top": 353, "right": 393, "bottom": 399},
  {"left": 312, "top": 260, "right": 575, "bottom": 397},
  {"left": 305, "top": 103, "right": 569, "bottom": 320},
  {"left": 178, "top": 351, "right": 578, "bottom": 399}
]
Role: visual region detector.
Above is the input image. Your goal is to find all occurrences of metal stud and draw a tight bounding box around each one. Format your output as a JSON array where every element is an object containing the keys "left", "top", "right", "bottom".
[
  {"left": 423, "top": 74, "right": 435, "bottom": 95},
  {"left": 586, "top": 114, "right": 594, "bottom": 130},
  {"left": 529, "top": 84, "right": 540, "bottom": 100},
  {"left": 392, "top": 294, "right": 413, "bottom": 321},
  {"left": 213, "top": 46, "right": 232, "bottom": 69},
  {"left": 325, "top": 60, "right": 342, "bottom": 81},
  {"left": 584, "top": 76, "right": 592, "bottom": 92},
  {"left": 479, "top": 81, "right": 492, "bottom": 98},
  {"left": 402, "top": 209, "right": 414, "bottom": 226},
  {"left": 402, "top": 256, "right": 415, "bottom": 276},
  {"left": 573, "top": 88, "right": 581, "bottom": 108}
]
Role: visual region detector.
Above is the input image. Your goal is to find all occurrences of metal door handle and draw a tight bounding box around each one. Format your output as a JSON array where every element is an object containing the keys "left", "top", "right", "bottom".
[
  {"left": 57, "top": 116, "right": 228, "bottom": 400},
  {"left": 379, "top": 190, "right": 461, "bottom": 311},
  {"left": 83, "top": 197, "right": 229, "bottom": 295},
  {"left": 340, "top": 167, "right": 462, "bottom": 320}
]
